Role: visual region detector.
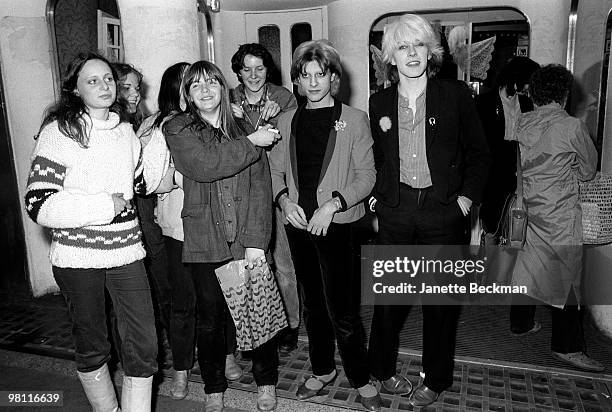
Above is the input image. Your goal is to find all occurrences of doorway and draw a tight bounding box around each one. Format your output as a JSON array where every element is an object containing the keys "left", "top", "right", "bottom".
[{"left": 0, "top": 65, "right": 28, "bottom": 294}]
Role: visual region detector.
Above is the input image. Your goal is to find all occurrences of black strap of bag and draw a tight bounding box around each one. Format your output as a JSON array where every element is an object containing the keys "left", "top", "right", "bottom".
[{"left": 516, "top": 147, "right": 523, "bottom": 209}]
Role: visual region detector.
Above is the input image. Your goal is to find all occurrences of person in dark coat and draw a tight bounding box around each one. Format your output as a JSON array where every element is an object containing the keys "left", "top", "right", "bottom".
[
  {"left": 366, "top": 14, "right": 490, "bottom": 407},
  {"left": 476, "top": 56, "right": 539, "bottom": 235}
]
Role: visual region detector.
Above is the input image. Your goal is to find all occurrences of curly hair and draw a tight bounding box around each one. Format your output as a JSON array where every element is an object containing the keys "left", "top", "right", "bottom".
[
  {"left": 529, "top": 64, "right": 573, "bottom": 107},
  {"left": 230, "top": 43, "right": 282, "bottom": 85},
  {"left": 496, "top": 56, "right": 539, "bottom": 95}
]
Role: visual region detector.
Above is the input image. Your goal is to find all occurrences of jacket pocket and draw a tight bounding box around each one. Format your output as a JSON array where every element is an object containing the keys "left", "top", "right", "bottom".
[{"left": 181, "top": 205, "right": 213, "bottom": 253}]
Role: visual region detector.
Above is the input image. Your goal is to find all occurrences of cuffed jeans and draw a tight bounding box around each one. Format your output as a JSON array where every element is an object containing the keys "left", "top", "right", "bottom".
[
  {"left": 53, "top": 260, "right": 157, "bottom": 377},
  {"left": 272, "top": 209, "right": 300, "bottom": 329},
  {"left": 285, "top": 223, "right": 370, "bottom": 388},
  {"left": 191, "top": 261, "right": 279, "bottom": 394},
  {"left": 164, "top": 236, "right": 196, "bottom": 371}
]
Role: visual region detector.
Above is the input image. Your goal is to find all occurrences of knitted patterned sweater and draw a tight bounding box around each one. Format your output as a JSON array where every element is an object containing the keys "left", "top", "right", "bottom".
[{"left": 25, "top": 113, "right": 149, "bottom": 269}]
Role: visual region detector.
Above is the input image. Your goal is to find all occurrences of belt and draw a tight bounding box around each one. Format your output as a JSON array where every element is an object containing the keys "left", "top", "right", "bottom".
[{"left": 400, "top": 183, "right": 432, "bottom": 192}]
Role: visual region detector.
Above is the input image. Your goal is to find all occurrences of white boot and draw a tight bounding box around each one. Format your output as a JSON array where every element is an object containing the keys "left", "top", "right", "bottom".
[
  {"left": 77, "top": 363, "right": 120, "bottom": 412},
  {"left": 121, "top": 376, "right": 153, "bottom": 412}
]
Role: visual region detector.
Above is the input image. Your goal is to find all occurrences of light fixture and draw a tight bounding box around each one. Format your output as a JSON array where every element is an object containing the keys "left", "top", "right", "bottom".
[{"left": 206, "top": 0, "right": 220, "bottom": 12}]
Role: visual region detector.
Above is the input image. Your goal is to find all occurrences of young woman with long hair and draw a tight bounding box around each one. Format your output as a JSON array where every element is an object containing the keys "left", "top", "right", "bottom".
[
  {"left": 163, "top": 60, "right": 280, "bottom": 412},
  {"left": 112, "top": 62, "right": 146, "bottom": 129},
  {"left": 138, "top": 62, "right": 197, "bottom": 400},
  {"left": 25, "top": 52, "right": 158, "bottom": 412}
]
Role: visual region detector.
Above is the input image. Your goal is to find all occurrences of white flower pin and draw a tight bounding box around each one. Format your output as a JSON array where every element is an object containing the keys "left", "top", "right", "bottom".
[
  {"left": 334, "top": 120, "right": 347, "bottom": 132},
  {"left": 379, "top": 116, "right": 392, "bottom": 132}
]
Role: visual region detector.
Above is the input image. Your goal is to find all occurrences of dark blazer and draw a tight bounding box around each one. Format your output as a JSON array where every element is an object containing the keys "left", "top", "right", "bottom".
[
  {"left": 164, "top": 112, "right": 272, "bottom": 263},
  {"left": 368, "top": 79, "right": 490, "bottom": 207}
]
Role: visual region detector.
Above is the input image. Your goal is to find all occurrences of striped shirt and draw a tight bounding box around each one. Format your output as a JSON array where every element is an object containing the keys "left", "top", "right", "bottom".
[{"left": 398, "top": 91, "right": 432, "bottom": 188}]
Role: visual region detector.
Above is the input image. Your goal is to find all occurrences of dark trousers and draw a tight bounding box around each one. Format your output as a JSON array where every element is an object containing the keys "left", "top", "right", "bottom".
[
  {"left": 136, "top": 195, "right": 171, "bottom": 331},
  {"left": 53, "top": 261, "right": 158, "bottom": 377},
  {"left": 191, "top": 261, "right": 278, "bottom": 394},
  {"left": 510, "top": 299, "right": 584, "bottom": 353},
  {"left": 285, "top": 223, "right": 370, "bottom": 388},
  {"left": 369, "top": 185, "right": 465, "bottom": 393},
  {"left": 164, "top": 236, "right": 196, "bottom": 370}
]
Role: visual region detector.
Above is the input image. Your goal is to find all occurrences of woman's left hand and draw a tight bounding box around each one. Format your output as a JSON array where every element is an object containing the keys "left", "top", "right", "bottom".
[
  {"left": 245, "top": 247, "right": 266, "bottom": 270},
  {"left": 307, "top": 200, "right": 336, "bottom": 236}
]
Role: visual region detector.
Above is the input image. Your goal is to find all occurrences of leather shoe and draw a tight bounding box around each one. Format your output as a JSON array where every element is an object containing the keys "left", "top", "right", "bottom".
[
  {"left": 360, "top": 393, "right": 382, "bottom": 411},
  {"left": 257, "top": 385, "right": 277, "bottom": 411},
  {"left": 409, "top": 384, "right": 439, "bottom": 407},
  {"left": 204, "top": 392, "right": 224, "bottom": 412},
  {"left": 170, "top": 369, "right": 189, "bottom": 400},
  {"left": 511, "top": 321, "right": 542, "bottom": 336},
  {"left": 380, "top": 374, "right": 412, "bottom": 395},
  {"left": 551, "top": 351, "right": 605, "bottom": 372},
  {"left": 296, "top": 372, "right": 337, "bottom": 400},
  {"left": 225, "top": 353, "right": 243, "bottom": 381}
]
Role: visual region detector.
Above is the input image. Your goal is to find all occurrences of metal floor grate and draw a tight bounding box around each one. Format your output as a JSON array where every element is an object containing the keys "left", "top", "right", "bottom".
[
  {"left": 179, "top": 340, "right": 612, "bottom": 412},
  {"left": 1, "top": 294, "right": 611, "bottom": 411}
]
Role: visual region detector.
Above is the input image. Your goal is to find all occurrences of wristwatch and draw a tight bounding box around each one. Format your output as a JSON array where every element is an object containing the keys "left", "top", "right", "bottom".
[{"left": 331, "top": 197, "right": 342, "bottom": 212}]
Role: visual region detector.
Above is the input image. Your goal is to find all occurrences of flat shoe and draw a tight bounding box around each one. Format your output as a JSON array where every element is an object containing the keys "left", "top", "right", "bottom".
[
  {"left": 380, "top": 374, "right": 412, "bottom": 395},
  {"left": 204, "top": 392, "right": 224, "bottom": 412},
  {"left": 360, "top": 392, "right": 382, "bottom": 411},
  {"left": 225, "top": 353, "right": 243, "bottom": 381},
  {"left": 551, "top": 351, "right": 605, "bottom": 372},
  {"left": 296, "top": 372, "right": 337, "bottom": 400},
  {"left": 409, "top": 384, "right": 439, "bottom": 407},
  {"left": 511, "top": 321, "right": 542, "bottom": 336},
  {"left": 170, "top": 369, "right": 189, "bottom": 400},
  {"left": 257, "top": 385, "right": 277, "bottom": 411}
]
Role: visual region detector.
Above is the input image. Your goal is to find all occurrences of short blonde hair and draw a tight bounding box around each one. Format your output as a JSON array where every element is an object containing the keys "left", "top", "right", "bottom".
[
  {"left": 291, "top": 39, "right": 342, "bottom": 96},
  {"left": 382, "top": 14, "right": 444, "bottom": 78}
]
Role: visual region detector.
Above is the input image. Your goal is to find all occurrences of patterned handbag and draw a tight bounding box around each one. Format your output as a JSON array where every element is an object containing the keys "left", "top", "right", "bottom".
[
  {"left": 579, "top": 172, "right": 612, "bottom": 244},
  {"left": 215, "top": 260, "right": 288, "bottom": 351}
]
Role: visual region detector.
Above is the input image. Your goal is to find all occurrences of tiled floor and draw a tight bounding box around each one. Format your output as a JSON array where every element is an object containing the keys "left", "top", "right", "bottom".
[{"left": 1, "top": 293, "right": 611, "bottom": 411}]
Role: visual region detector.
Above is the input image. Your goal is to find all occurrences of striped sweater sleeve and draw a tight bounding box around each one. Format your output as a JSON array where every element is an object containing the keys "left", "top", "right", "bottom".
[{"left": 25, "top": 126, "right": 115, "bottom": 228}]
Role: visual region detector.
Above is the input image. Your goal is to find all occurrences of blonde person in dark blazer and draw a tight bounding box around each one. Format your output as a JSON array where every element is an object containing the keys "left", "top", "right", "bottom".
[
  {"left": 268, "top": 39, "right": 381, "bottom": 411},
  {"left": 367, "top": 14, "right": 490, "bottom": 407}
]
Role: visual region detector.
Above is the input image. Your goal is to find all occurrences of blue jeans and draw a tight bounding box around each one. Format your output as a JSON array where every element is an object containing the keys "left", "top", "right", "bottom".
[
  {"left": 53, "top": 260, "right": 158, "bottom": 377},
  {"left": 272, "top": 210, "right": 300, "bottom": 329}
]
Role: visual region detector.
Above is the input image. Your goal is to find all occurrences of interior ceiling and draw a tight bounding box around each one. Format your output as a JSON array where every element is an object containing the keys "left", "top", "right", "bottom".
[
  {"left": 219, "top": 1, "right": 526, "bottom": 29},
  {"left": 220, "top": 0, "right": 335, "bottom": 11},
  {"left": 372, "top": 9, "right": 526, "bottom": 31}
]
